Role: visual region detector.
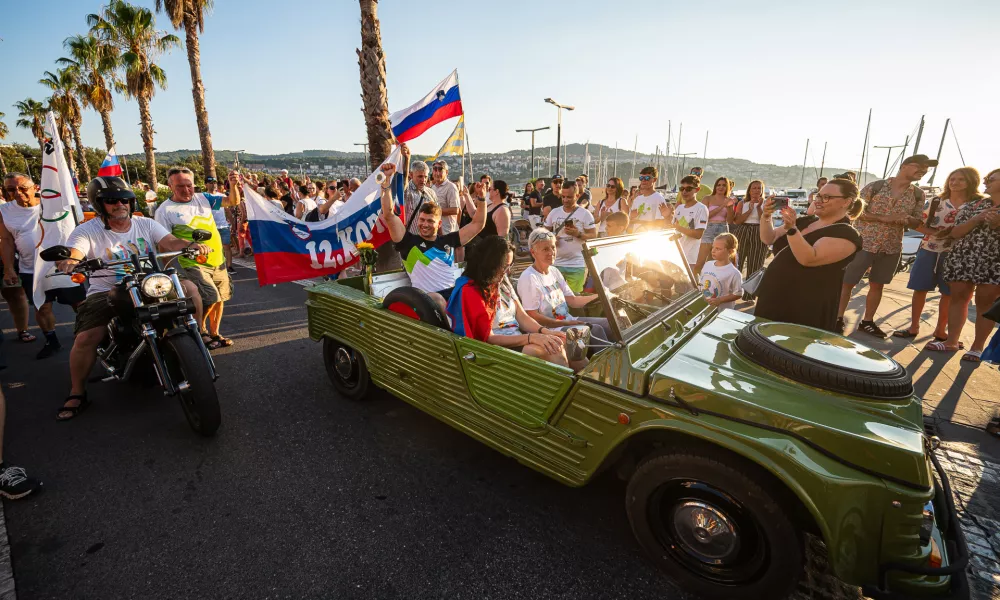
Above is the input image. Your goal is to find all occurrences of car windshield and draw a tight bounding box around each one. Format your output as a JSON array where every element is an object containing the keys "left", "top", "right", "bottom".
[{"left": 586, "top": 232, "right": 697, "bottom": 340}]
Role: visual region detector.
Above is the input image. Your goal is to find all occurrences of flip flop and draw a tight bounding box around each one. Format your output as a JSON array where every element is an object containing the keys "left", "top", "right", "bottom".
[
  {"left": 892, "top": 330, "right": 918, "bottom": 339},
  {"left": 924, "top": 341, "right": 960, "bottom": 352},
  {"left": 17, "top": 330, "right": 36, "bottom": 343},
  {"left": 211, "top": 335, "right": 234, "bottom": 348},
  {"left": 961, "top": 351, "right": 982, "bottom": 363}
]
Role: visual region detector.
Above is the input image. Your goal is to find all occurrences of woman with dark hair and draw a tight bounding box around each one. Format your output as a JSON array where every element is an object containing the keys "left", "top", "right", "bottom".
[
  {"left": 731, "top": 179, "right": 769, "bottom": 299},
  {"left": 696, "top": 177, "right": 735, "bottom": 273},
  {"left": 480, "top": 180, "right": 512, "bottom": 239},
  {"left": 594, "top": 177, "right": 628, "bottom": 236},
  {"left": 754, "top": 179, "right": 864, "bottom": 331},
  {"left": 447, "top": 236, "right": 569, "bottom": 365}
]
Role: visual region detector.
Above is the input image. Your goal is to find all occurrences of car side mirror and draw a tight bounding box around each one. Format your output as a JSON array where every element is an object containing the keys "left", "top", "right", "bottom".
[
  {"left": 40, "top": 245, "right": 72, "bottom": 261},
  {"left": 191, "top": 229, "right": 212, "bottom": 242}
]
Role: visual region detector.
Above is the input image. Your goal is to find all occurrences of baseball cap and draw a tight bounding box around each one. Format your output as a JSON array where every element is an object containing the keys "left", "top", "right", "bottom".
[{"left": 902, "top": 154, "right": 938, "bottom": 167}]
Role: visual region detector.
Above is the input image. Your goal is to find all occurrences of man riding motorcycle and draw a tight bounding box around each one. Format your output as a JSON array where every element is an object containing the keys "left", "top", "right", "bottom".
[{"left": 55, "top": 176, "right": 210, "bottom": 421}]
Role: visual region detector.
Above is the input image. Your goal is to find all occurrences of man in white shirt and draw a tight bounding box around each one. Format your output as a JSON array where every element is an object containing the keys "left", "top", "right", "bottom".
[
  {"left": 155, "top": 167, "right": 239, "bottom": 349},
  {"left": 429, "top": 160, "right": 460, "bottom": 235},
  {"left": 629, "top": 166, "right": 671, "bottom": 230},
  {"left": 672, "top": 175, "right": 709, "bottom": 271},
  {"left": 143, "top": 183, "right": 159, "bottom": 217},
  {"left": 543, "top": 180, "right": 597, "bottom": 293}
]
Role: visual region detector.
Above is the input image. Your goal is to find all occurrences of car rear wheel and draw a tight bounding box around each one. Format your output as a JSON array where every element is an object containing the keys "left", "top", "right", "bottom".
[
  {"left": 626, "top": 450, "right": 803, "bottom": 600},
  {"left": 323, "top": 338, "right": 370, "bottom": 400}
]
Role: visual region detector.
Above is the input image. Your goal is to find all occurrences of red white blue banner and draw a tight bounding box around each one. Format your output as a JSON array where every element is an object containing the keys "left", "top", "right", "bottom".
[
  {"left": 243, "top": 147, "right": 405, "bottom": 286},
  {"left": 97, "top": 147, "right": 123, "bottom": 177},
  {"left": 390, "top": 70, "right": 463, "bottom": 143}
]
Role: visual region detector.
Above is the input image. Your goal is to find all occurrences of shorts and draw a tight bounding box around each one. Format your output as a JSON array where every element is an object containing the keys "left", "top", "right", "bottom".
[
  {"left": 702, "top": 222, "right": 729, "bottom": 244},
  {"left": 19, "top": 273, "right": 86, "bottom": 308},
  {"left": 179, "top": 264, "right": 232, "bottom": 305},
  {"left": 555, "top": 266, "right": 588, "bottom": 294},
  {"left": 218, "top": 227, "right": 231, "bottom": 246},
  {"left": 74, "top": 291, "right": 116, "bottom": 334},
  {"left": 843, "top": 250, "right": 901, "bottom": 286},
  {"left": 907, "top": 248, "right": 951, "bottom": 295}
]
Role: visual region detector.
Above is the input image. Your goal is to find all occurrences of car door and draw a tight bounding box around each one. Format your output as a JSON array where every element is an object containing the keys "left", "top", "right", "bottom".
[{"left": 453, "top": 337, "right": 574, "bottom": 430}]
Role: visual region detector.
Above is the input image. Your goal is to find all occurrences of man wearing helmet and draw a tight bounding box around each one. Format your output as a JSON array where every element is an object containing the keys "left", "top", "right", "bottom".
[{"left": 53, "top": 176, "right": 210, "bottom": 421}]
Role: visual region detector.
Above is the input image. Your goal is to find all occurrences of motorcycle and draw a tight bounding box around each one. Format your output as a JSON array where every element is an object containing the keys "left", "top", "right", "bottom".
[{"left": 41, "top": 230, "right": 222, "bottom": 436}]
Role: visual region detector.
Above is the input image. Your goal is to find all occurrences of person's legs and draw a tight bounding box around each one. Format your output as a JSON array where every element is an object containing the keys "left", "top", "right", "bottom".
[
  {"left": 944, "top": 281, "right": 975, "bottom": 350},
  {"left": 863, "top": 283, "right": 884, "bottom": 321},
  {"left": 971, "top": 284, "right": 1000, "bottom": 353},
  {"left": 695, "top": 243, "right": 712, "bottom": 276},
  {"left": 205, "top": 303, "right": 222, "bottom": 336},
  {"left": 67, "top": 327, "right": 105, "bottom": 398},
  {"left": 179, "top": 279, "right": 205, "bottom": 330},
  {"left": 34, "top": 301, "right": 63, "bottom": 359},
  {"left": 0, "top": 387, "right": 43, "bottom": 499},
  {"left": 522, "top": 343, "right": 569, "bottom": 368},
  {"left": 838, "top": 283, "right": 854, "bottom": 319},
  {"left": 1, "top": 285, "right": 31, "bottom": 338},
  {"left": 839, "top": 251, "right": 873, "bottom": 319},
  {"left": 906, "top": 291, "right": 928, "bottom": 334},
  {"left": 934, "top": 294, "right": 952, "bottom": 340}
]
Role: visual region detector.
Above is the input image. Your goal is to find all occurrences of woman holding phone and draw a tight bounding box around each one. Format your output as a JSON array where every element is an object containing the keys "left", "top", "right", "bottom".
[
  {"left": 731, "top": 179, "right": 769, "bottom": 299},
  {"left": 754, "top": 178, "right": 864, "bottom": 331}
]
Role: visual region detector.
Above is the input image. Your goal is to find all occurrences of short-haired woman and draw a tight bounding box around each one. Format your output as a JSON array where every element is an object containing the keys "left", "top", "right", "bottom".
[
  {"left": 594, "top": 177, "right": 629, "bottom": 237},
  {"left": 447, "top": 236, "right": 570, "bottom": 366},
  {"left": 731, "top": 179, "right": 769, "bottom": 300},
  {"left": 695, "top": 177, "right": 735, "bottom": 274},
  {"left": 754, "top": 179, "right": 864, "bottom": 331},
  {"left": 929, "top": 168, "right": 1000, "bottom": 362}
]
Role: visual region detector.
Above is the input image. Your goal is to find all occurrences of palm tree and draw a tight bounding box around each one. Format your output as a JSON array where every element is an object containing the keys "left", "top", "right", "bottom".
[
  {"left": 58, "top": 33, "right": 122, "bottom": 152},
  {"left": 357, "top": 0, "right": 397, "bottom": 269},
  {"left": 155, "top": 0, "right": 216, "bottom": 180},
  {"left": 88, "top": 0, "right": 179, "bottom": 188},
  {"left": 0, "top": 112, "right": 9, "bottom": 175},
  {"left": 14, "top": 98, "right": 47, "bottom": 154},
  {"left": 40, "top": 67, "right": 91, "bottom": 181}
]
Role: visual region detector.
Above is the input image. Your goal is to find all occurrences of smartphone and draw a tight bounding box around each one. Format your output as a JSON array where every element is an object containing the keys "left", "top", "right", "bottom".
[{"left": 772, "top": 197, "right": 789, "bottom": 210}]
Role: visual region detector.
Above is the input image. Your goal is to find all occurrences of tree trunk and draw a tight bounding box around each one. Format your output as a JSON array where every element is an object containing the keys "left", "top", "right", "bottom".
[
  {"left": 56, "top": 117, "right": 77, "bottom": 176},
  {"left": 357, "top": 0, "right": 398, "bottom": 270},
  {"left": 99, "top": 108, "right": 116, "bottom": 151},
  {"left": 72, "top": 122, "right": 91, "bottom": 182},
  {"left": 184, "top": 10, "right": 216, "bottom": 181},
  {"left": 0, "top": 152, "right": 7, "bottom": 176},
  {"left": 138, "top": 95, "right": 157, "bottom": 188}
]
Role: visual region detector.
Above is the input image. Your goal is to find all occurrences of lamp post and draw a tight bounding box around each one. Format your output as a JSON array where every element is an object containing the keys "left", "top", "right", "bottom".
[
  {"left": 515, "top": 126, "right": 550, "bottom": 179},
  {"left": 354, "top": 142, "right": 370, "bottom": 172},
  {"left": 233, "top": 149, "right": 246, "bottom": 169},
  {"left": 544, "top": 98, "right": 574, "bottom": 176}
]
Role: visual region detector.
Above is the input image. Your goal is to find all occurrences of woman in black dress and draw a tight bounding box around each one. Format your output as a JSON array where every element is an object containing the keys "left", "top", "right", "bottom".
[{"left": 754, "top": 179, "right": 864, "bottom": 331}]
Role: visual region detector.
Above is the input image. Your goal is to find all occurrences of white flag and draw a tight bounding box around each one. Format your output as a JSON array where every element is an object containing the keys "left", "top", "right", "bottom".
[{"left": 32, "top": 112, "right": 84, "bottom": 308}]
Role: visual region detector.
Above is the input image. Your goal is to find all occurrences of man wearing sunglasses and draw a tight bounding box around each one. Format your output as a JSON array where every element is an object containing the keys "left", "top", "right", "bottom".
[
  {"left": 542, "top": 175, "right": 564, "bottom": 219},
  {"left": 672, "top": 175, "right": 710, "bottom": 271},
  {"left": 688, "top": 166, "right": 713, "bottom": 201},
  {"left": 430, "top": 160, "right": 460, "bottom": 235},
  {"left": 1, "top": 173, "right": 85, "bottom": 359},
  {"left": 629, "top": 167, "right": 670, "bottom": 230}
]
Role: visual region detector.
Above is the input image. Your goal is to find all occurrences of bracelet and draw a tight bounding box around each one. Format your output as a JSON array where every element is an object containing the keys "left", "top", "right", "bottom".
[{"left": 527, "top": 333, "right": 533, "bottom": 344}]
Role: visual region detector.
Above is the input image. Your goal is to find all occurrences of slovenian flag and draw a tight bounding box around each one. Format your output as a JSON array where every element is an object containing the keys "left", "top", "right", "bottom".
[
  {"left": 243, "top": 147, "right": 406, "bottom": 286},
  {"left": 390, "top": 70, "right": 463, "bottom": 143},
  {"left": 98, "top": 147, "right": 123, "bottom": 177}
]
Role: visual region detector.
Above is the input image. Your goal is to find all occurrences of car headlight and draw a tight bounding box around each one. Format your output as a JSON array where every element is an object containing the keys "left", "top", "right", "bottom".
[
  {"left": 919, "top": 500, "right": 935, "bottom": 546},
  {"left": 141, "top": 274, "right": 174, "bottom": 299}
]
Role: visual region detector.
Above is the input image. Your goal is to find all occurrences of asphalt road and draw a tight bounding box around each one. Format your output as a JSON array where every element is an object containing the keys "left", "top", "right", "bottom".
[{"left": 1, "top": 268, "right": 687, "bottom": 600}]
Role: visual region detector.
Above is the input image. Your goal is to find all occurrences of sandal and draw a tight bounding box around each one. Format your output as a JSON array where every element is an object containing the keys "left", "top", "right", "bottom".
[
  {"left": 961, "top": 351, "right": 982, "bottom": 363},
  {"left": 205, "top": 337, "right": 224, "bottom": 350},
  {"left": 211, "top": 335, "right": 234, "bottom": 348},
  {"left": 892, "top": 330, "right": 918, "bottom": 339},
  {"left": 17, "top": 330, "right": 36, "bottom": 343},
  {"left": 924, "top": 341, "right": 960, "bottom": 352},
  {"left": 56, "top": 394, "right": 91, "bottom": 422}
]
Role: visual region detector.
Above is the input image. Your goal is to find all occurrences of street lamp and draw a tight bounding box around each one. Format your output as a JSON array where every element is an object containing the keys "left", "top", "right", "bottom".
[
  {"left": 233, "top": 149, "right": 246, "bottom": 169},
  {"left": 515, "top": 126, "right": 550, "bottom": 179},
  {"left": 544, "top": 98, "right": 574, "bottom": 176},
  {"left": 354, "top": 142, "right": 370, "bottom": 172}
]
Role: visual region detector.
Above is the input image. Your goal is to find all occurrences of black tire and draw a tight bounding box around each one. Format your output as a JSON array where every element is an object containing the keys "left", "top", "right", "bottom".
[
  {"left": 381, "top": 286, "right": 450, "bottom": 329},
  {"left": 735, "top": 322, "right": 913, "bottom": 399},
  {"left": 626, "top": 450, "right": 803, "bottom": 600},
  {"left": 323, "top": 338, "right": 371, "bottom": 401},
  {"left": 164, "top": 333, "right": 221, "bottom": 437}
]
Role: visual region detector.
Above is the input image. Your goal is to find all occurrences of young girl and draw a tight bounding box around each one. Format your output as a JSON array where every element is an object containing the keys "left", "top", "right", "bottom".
[{"left": 699, "top": 233, "right": 743, "bottom": 310}]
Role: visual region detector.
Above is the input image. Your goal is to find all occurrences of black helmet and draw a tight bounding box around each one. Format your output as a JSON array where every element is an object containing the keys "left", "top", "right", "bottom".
[{"left": 86, "top": 176, "right": 137, "bottom": 223}]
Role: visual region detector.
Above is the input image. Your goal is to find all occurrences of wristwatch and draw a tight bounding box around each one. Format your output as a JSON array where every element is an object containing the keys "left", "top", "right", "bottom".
[{"left": 787, "top": 227, "right": 799, "bottom": 236}]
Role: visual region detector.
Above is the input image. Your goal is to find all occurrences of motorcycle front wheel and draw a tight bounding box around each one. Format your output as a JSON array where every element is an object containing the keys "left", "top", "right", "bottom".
[{"left": 164, "top": 333, "right": 221, "bottom": 437}]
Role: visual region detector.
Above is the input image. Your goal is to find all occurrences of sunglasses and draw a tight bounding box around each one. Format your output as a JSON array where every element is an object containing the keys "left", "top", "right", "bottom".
[
  {"left": 432, "top": 166, "right": 445, "bottom": 171},
  {"left": 3, "top": 185, "right": 31, "bottom": 194},
  {"left": 103, "top": 198, "right": 130, "bottom": 205},
  {"left": 679, "top": 186, "right": 696, "bottom": 192},
  {"left": 328, "top": 186, "right": 337, "bottom": 191},
  {"left": 639, "top": 175, "right": 652, "bottom": 182}
]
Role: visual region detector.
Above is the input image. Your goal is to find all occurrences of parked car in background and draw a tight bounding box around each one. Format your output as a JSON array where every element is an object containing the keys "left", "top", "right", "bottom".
[
  {"left": 785, "top": 188, "right": 810, "bottom": 211},
  {"left": 898, "top": 229, "right": 923, "bottom": 273}
]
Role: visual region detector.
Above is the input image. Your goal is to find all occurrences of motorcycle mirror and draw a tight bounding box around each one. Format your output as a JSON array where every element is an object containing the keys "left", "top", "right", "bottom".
[
  {"left": 191, "top": 229, "right": 212, "bottom": 242},
  {"left": 40, "top": 245, "right": 72, "bottom": 261}
]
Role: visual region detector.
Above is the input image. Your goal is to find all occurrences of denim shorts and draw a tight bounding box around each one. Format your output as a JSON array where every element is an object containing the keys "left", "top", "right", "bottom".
[
  {"left": 218, "top": 227, "right": 232, "bottom": 245},
  {"left": 907, "top": 248, "right": 950, "bottom": 295},
  {"left": 703, "top": 222, "right": 729, "bottom": 244}
]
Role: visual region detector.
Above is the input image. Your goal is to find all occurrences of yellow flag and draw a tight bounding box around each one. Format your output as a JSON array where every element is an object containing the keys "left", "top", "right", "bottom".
[{"left": 426, "top": 116, "right": 465, "bottom": 162}]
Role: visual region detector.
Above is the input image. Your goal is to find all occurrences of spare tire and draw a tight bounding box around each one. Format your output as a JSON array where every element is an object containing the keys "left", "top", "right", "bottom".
[
  {"left": 735, "top": 322, "right": 913, "bottom": 400},
  {"left": 382, "top": 286, "right": 451, "bottom": 330}
]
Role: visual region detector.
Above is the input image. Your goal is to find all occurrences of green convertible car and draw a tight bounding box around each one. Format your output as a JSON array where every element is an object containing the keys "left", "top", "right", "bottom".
[{"left": 306, "top": 231, "right": 969, "bottom": 600}]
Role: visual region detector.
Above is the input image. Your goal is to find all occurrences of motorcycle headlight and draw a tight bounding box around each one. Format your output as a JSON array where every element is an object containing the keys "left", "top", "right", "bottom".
[{"left": 141, "top": 274, "right": 174, "bottom": 299}]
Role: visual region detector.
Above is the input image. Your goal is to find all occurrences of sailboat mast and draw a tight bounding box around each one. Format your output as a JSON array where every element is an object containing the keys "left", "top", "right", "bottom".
[
  {"left": 800, "top": 139, "right": 810, "bottom": 188},
  {"left": 859, "top": 109, "right": 872, "bottom": 186},
  {"left": 819, "top": 142, "right": 827, "bottom": 178},
  {"left": 928, "top": 118, "right": 949, "bottom": 186},
  {"left": 912, "top": 115, "right": 925, "bottom": 156}
]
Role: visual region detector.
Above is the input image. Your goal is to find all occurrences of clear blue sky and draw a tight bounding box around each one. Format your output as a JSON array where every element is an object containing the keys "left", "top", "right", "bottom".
[{"left": 2, "top": 0, "right": 997, "bottom": 184}]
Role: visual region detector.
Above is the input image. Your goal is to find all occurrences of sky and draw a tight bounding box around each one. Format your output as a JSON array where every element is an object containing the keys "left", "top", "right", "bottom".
[{"left": 1, "top": 0, "right": 997, "bottom": 185}]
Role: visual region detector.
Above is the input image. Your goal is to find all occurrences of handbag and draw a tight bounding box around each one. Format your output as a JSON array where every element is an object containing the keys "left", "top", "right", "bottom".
[
  {"left": 984, "top": 296, "right": 1000, "bottom": 323},
  {"left": 741, "top": 267, "right": 766, "bottom": 296}
]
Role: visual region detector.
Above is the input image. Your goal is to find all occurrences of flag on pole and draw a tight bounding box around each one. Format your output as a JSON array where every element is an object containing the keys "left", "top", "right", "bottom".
[
  {"left": 98, "top": 147, "right": 124, "bottom": 177},
  {"left": 32, "top": 112, "right": 84, "bottom": 308},
  {"left": 244, "top": 147, "right": 406, "bottom": 286},
  {"left": 426, "top": 116, "right": 465, "bottom": 163},
  {"left": 390, "top": 70, "right": 463, "bottom": 143}
]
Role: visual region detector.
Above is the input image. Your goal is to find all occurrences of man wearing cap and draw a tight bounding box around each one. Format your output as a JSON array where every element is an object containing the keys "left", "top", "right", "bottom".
[
  {"left": 542, "top": 175, "right": 564, "bottom": 219},
  {"left": 837, "top": 155, "right": 935, "bottom": 337},
  {"left": 429, "top": 160, "right": 460, "bottom": 235}
]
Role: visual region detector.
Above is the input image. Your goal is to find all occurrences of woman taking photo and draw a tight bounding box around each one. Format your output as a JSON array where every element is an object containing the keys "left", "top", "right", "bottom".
[
  {"left": 448, "top": 236, "right": 571, "bottom": 367},
  {"left": 929, "top": 168, "right": 1000, "bottom": 363},
  {"left": 593, "top": 177, "right": 629, "bottom": 236},
  {"left": 731, "top": 179, "right": 769, "bottom": 298},
  {"left": 696, "top": 177, "right": 735, "bottom": 273},
  {"left": 754, "top": 178, "right": 864, "bottom": 331}
]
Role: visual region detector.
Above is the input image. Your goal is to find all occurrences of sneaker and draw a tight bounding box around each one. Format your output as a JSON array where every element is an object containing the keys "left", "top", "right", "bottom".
[
  {"left": 835, "top": 317, "right": 846, "bottom": 335},
  {"left": 858, "top": 320, "right": 888, "bottom": 338},
  {"left": 36, "top": 342, "right": 61, "bottom": 360},
  {"left": 227, "top": 266, "right": 237, "bottom": 275},
  {"left": 0, "top": 464, "right": 43, "bottom": 500}
]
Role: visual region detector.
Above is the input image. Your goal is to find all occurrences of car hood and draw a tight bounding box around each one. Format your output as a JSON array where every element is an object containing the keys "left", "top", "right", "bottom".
[{"left": 647, "top": 310, "right": 930, "bottom": 488}]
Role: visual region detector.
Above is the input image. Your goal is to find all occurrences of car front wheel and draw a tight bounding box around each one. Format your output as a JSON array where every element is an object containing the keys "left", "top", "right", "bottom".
[
  {"left": 626, "top": 450, "right": 803, "bottom": 600},
  {"left": 323, "top": 338, "right": 371, "bottom": 401}
]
